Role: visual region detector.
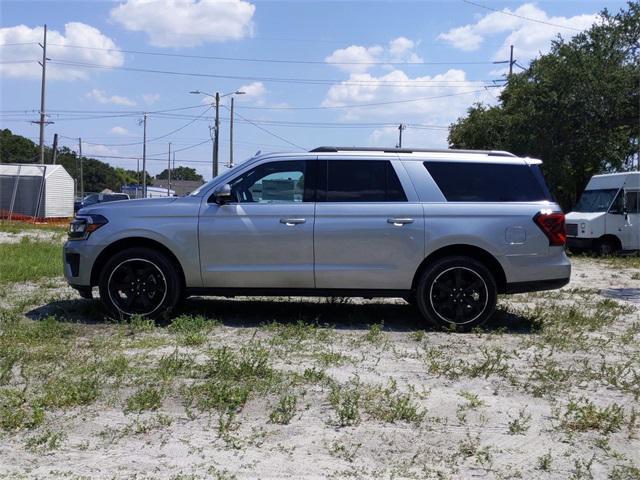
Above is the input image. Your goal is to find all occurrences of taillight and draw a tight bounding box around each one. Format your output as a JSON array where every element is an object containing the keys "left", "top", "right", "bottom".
[{"left": 534, "top": 211, "right": 566, "bottom": 246}]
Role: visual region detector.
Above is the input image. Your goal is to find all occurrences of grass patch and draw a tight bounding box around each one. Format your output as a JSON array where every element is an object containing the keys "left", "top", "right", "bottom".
[
  {"left": 0, "top": 239, "right": 63, "bottom": 285},
  {"left": 557, "top": 397, "right": 625, "bottom": 434},
  {"left": 125, "top": 386, "right": 163, "bottom": 413},
  {"left": 269, "top": 392, "right": 297, "bottom": 424},
  {"left": 184, "top": 342, "right": 279, "bottom": 415},
  {"left": 329, "top": 382, "right": 361, "bottom": 427}
]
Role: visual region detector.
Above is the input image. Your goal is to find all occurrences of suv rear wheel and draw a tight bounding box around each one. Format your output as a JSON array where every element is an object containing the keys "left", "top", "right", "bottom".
[
  {"left": 416, "top": 256, "right": 497, "bottom": 331},
  {"left": 98, "top": 247, "right": 182, "bottom": 320}
]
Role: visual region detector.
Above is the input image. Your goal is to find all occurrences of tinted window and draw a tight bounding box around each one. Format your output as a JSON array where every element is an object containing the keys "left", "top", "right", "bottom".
[
  {"left": 104, "top": 194, "right": 128, "bottom": 202},
  {"left": 424, "top": 161, "right": 551, "bottom": 202},
  {"left": 228, "top": 160, "right": 313, "bottom": 203},
  {"left": 324, "top": 160, "right": 407, "bottom": 202}
]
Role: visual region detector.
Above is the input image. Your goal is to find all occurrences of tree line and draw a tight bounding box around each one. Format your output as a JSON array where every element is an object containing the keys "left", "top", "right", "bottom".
[
  {"left": 448, "top": 2, "right": 639, "bottom": 210},
  {"left": 0, "top": 129, "right": 203, "bottom": 194}
]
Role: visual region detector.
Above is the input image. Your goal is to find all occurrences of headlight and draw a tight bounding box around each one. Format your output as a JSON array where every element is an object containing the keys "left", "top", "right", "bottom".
[
  {"left": 580, "top": 222, "right": 586, "bottom": 229},
  {"left": 68, "top": 214, "right": 108, "bottom": 240}
]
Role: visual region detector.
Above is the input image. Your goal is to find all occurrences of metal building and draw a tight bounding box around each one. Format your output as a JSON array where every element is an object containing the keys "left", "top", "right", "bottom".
[{"left": 0, "top": 163, "right": 74, "bottom": 219}]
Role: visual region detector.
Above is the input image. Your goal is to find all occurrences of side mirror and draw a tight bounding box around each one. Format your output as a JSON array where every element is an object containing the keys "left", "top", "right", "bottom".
[{"left": 212, "top": 184, "right": 232, "bottom": 205}]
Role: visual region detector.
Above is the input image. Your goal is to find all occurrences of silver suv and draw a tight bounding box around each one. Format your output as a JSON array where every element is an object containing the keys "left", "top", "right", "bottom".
[{"left": 63, "top": 147, "right": 571, "bottom": 330}]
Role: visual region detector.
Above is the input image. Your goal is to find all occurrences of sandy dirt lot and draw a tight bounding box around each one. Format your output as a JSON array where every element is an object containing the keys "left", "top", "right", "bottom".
[{"left": 0, "top": 243, "right": 638, "bottom": 479}]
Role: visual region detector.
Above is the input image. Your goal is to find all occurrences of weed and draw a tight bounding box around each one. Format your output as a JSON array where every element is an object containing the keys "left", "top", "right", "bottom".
[
  {"left": 269, "top": 393, "right": 297, "bottom": 425},
  {"left": 125, "top": 385, "right": 163, "bottom": 413},
  {"left": 537, "top": 450, "right": 552, "bottom": 471},
  {"left": 25, "top": 429, "right": 64, "bottom": 452},
  {"left": 184, "top": 342, "right": 278, "bottom": 414},
  {"left": 0, "top": 389, "right": 44, "bottom": 431},
  {"left": 508, "top": 407, "right": 532, "bottom": 435},
  {"left": 410, "top": 330, "right": 425, "bottom": 342},
  {"left": 570, "top": 455, "right": 595, "bottom": 480},
  {"left": 40, "top": 371, "right": 100, "bottom": 408},
  {"left": 330, "top": 382, "right": 361, "bottom": 427},
  {"left": 328, "top": 440, "right": 361, "bottom": 462},
  {"left": 128, "top": 315, "right": 156, "bottom": 333},
  {"left": 363, "top": 323, "right": 384, "bottom": 344},
  {"left": 558, "top": 397, "right": 624, "bottom": 434},
  {"left": 363, "top": 381, "right": 424, "bottom": 424}
]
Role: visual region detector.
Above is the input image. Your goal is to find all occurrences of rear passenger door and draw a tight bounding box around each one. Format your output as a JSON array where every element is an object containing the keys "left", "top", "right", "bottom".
[{"left": 314, "top": 158, "right": 424, "bottom": 290}]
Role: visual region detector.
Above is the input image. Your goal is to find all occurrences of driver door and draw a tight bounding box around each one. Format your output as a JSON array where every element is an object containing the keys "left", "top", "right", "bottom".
[{"left": 198, "top": 158, "right": 316, "bottom": 289}]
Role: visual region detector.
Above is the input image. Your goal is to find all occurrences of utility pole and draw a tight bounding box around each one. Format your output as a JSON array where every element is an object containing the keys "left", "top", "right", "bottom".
[
  {"left": 141, "top": 113, "right": 148, "bottom": 198},
  {"left": 78, "top": 137, "right": 84, "bottom": 199},
  {"left": 33, "top": 24, "right": 52, "bottom": 164},
  {"left": 213, "top": 91, "right": 220, "bottom": 178},
  {"left": 167, "top": 142, "right": 172, "bottom": 197},
  {"left": 397, "top": 124, "right": 406, "bottom": 148},
  {"left": 229, "top": 96, "right": 235, "bottom": 168},
  {"left": 51, "top": 133, "right": 58, "bottom": 164},
  {"left": 509, "top": 45, "right": 514, "bottom": 77}
]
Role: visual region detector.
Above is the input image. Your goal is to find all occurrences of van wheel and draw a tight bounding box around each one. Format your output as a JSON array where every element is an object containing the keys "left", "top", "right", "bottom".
[
  {"left": 98, "top": 247, "right": 182, "bottom": 321},
  {"left": 416, "top": 256, "right": 497, "bottom": 331},
  {"left": 594, "top": 238, "right": 619, "bottom": 256}
]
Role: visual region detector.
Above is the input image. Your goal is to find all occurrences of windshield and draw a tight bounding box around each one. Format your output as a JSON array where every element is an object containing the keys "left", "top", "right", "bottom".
[
  {"left": 573, "top": 188, "right": 619, "bottom": 213},
  {"left": 83, "top": 194, "right": 99, "bottom": 205}
]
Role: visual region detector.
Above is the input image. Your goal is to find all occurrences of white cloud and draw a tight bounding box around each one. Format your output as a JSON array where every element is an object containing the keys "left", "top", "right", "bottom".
[
  {"left": 438, "top": 3, "right": 599, "bottom": 61},
  {"left": 110, "top": 126, "right": 132, "bottom": 136},
  {"left": 321, "top": 68, "right": 499, "bottom": 147},
  {"left": 325, "top": 37, "right": 422, "bottom": 73},
  {"left": 0, "top": 23, "right": 124, "bottom": 80},
  {"left": 237, "top": 81, "right": 266, "bottom": 102},
  {"left": 326, "top": 45, "right": 384, "bottom": 74},
  {"left": 142, "top": 93, "right": 160, "bottom": 105},
  {"left": 110, "top": 0, "right": 256, "bottom": 48},
  {"left": 86, "top": 89, "right": 137, "bottom": 106}
]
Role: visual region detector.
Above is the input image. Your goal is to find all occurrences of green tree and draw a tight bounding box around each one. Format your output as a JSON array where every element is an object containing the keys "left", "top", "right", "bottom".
[
  {"left": 0, "top": 129, "right": 153, "bottom": 193},
  {"left": 448, "top": 2, "right": 639, "bottom": 210},
  {"left": 0, "top": 128, "right": 38, "bottom": 163},
  {"left": 156, "top": 166, "right": 203, "bottom": 181}
]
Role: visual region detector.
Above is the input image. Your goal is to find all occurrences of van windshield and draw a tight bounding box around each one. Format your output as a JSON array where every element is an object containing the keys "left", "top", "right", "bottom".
[{"left": 573, "top": 188, "right": 619, "bottom": 212}]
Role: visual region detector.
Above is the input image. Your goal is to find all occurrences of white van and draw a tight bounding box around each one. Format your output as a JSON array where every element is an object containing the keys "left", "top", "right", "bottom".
[{"left": 566, "top": 172, "right": 639, "bottom": 254}]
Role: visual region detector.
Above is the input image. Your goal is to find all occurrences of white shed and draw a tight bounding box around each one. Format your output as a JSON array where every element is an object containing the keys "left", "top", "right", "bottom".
[{"left": 0, "top": 163, "right": 74, "bottom": 219}]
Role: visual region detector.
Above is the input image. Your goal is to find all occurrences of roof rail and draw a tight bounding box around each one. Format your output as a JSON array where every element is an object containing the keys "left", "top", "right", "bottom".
[{"left": 309, "top": 146, "right": 516, "bottom": 157}]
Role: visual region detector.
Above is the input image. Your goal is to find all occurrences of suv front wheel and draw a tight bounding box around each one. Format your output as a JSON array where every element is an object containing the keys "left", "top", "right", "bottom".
[
  {"left": 416, "top": 256, "right": 497, "bottom": 331},
  {"left": 98, "top": 247, "right": 182, "bottom": 320}
]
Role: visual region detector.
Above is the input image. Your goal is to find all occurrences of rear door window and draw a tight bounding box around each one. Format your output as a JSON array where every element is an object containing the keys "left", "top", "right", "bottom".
[
  {"left": 322, "top": 160, "right": 407, "bottom": 202},
  {"left": 424, "top": 161, "right": 551, "bottom": 202}
]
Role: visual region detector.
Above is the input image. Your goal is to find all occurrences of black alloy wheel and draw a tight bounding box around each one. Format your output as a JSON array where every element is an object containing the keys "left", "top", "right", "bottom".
[
  {"left": 416, "top": 256, "right": 497, "bottom": 330},
  {"left": 98, "top": 247, "right": 182, "bottom": 320}
]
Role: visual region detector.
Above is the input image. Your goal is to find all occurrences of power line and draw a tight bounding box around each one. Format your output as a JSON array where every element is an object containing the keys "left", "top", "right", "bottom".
[
  {"left": 48, "top": 60, "right": 497, "bottom": 88},
  {"left": 60, "top": 105, "right": 212, "bottom": 147},
  {"left": 47, "top": 42, "right": 499, "bottom": 66},
  {"left": 223, "top": 105, "right": 306, "bottom": 151},
  {"left": 461, "top": 0, "right": 583, "bottom": 32},
  {"left": 0, "top": 89, "right": 494, "bottom": 117}
]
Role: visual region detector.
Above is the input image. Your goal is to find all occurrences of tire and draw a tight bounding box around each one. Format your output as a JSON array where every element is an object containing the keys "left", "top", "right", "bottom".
[
  {"left": 98, "top": 247, "right": 182, "bottom": 321},
  {"left": 594, "top": 238, "right": 619, "bottom": 256},
  {"left": 415, "top": 256, "right": 497, "bottom": 331}
]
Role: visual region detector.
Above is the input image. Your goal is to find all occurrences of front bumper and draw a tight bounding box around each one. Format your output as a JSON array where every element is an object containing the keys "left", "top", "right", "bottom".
[{"left": 62, "top": 240, "right": 101, "bottom": 288}]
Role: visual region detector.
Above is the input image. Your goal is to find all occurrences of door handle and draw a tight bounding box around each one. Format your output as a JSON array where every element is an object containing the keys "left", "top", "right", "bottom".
[
  {"left": 387, "top": 218, "right": 414, "bottom": 226},
  {"left": 280, "top": 217, "right": 306, "bottom": 226}
]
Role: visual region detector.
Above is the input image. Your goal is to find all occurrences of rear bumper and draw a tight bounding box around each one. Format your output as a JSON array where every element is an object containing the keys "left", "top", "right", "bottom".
[
  {"left": 504, "top": 277, "right": 570, "bottom": 294},
  {"left": 567, "top": 237, "right": 594, "bottom": 250}
]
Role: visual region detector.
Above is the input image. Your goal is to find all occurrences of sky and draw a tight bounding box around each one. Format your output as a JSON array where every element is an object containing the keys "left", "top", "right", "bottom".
[{"left": 0, "top": 0, "right": 629, "bottom": 180}]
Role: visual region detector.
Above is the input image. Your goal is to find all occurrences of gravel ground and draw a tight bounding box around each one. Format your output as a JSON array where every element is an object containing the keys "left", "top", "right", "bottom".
[{"left": 0, "top": 254, "right": 638, "bottom": 480}]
